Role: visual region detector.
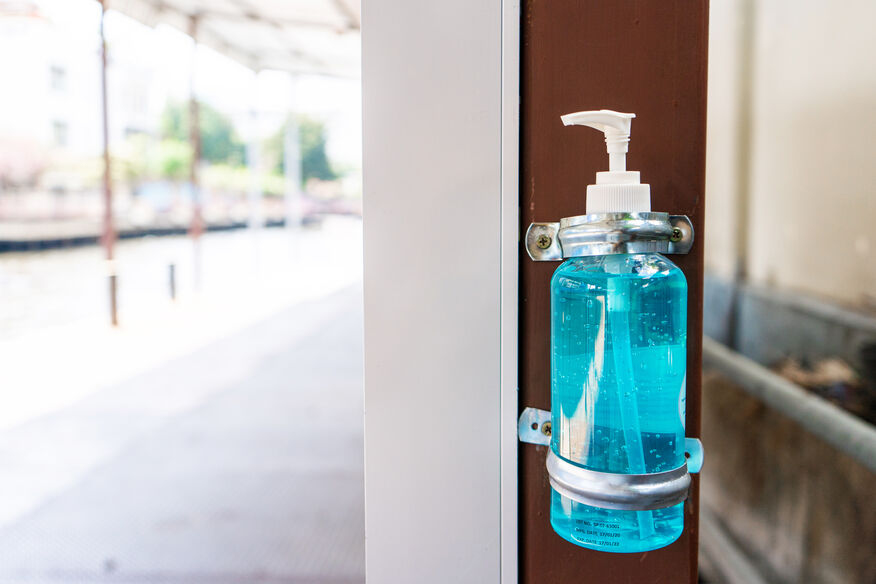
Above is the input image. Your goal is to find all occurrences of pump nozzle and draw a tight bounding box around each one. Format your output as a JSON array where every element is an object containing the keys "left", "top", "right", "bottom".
[
  {"left": 561, "top": 109, "right": 651, "bottom": 214},
  {"left": 561, "top": 110, "right": 634, "bottom": 172}
]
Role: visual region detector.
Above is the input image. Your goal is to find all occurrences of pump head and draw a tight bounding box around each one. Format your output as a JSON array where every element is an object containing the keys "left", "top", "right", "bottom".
[{"left": 561, "top": 109, "right": 651, "bottom": 214}]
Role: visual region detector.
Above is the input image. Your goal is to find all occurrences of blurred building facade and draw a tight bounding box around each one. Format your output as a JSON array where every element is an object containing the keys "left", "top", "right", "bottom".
[
  {"left": 0, "top": 0, "right": 364, "bottom": 241},
  {"left": 0, "top": 1, "right": 166, "bottom": 187}
]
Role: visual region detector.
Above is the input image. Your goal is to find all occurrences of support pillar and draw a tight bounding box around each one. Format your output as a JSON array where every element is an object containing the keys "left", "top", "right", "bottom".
[
  {"left": 188, "top": 14, "right": 203, "bottom": 240},
  {"left": 283, "top": 113, "right": 301, "bottom": 229},
  {"left": 188, "top": 14, "right": 203, "bottom": 291},
  {"left": 99, "top": 0, "right": 117, "bottom": 326},
  {"left": 247, "top": 80, "right": 263, "bottom": 231}
]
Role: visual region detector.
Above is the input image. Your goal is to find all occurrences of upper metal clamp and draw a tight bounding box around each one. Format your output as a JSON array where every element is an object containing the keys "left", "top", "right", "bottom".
[{"left": 525, "top": 212, "right": 694, "bottom": 261}]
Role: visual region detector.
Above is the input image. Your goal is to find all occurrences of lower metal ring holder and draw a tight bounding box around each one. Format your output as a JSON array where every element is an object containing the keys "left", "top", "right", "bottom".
[{"left": 519, "top": 408, "right": 704, "bottom": 511}]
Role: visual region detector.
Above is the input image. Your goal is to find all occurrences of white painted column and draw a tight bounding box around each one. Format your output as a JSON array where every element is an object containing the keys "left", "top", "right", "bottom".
[
  {"left": 247, "top": 72, "right": 263, "bottom": 230},
  {"left": 283, "top": 114, "right": 302, "bottom": 229},
  {"left": 362, "top": 0, "right": 518, "bottom": 582}
]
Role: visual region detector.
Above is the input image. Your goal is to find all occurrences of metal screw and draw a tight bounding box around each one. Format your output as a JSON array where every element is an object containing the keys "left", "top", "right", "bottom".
[
  {"left": 536, "top": 234, "right": 552, "bottom": 249},
  {"left": 541, "top": 421, "right": 552, "bottom": 436},
  {"left": 670, "top": 227, "right": 683, "bottom": 243}
]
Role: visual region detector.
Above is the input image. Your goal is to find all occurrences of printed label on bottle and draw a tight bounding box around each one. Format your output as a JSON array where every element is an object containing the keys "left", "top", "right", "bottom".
[{"left": 571, "top": 518, "right": 623, "bottom": 548}]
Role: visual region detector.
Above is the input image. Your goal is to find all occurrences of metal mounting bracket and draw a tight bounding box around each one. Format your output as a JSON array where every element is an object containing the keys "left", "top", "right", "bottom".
[
  {"left": 518, "top": 407, "right": 552, "bottom": 446},
  {"left": 525, "top": 212, "right": 694, "bottom": 261}
]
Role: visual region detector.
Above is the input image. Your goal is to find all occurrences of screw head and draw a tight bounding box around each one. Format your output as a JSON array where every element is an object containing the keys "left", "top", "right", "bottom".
[
  {"left": 536, "top": 234, "right": 552, "bottom": 249},
  {"left": 541, "top": 421, "right": 552, "bottom": 436},
  {"left": 670, "top": 227, "right": 683, "bottom": 243}
]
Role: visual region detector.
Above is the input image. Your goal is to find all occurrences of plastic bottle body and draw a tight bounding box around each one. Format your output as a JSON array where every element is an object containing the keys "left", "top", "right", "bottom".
[{"left": 549, "top": 252, "right": 687, "bottom": 552}]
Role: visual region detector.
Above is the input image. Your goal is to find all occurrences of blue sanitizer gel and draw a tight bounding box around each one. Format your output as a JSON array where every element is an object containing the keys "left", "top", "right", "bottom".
[{"left": 549, "top": 252, "right": 687, "bottom": 552}]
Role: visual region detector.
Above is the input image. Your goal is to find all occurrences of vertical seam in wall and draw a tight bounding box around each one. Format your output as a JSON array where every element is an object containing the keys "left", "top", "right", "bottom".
[
  {"left": 734, "top": 0, "right": 756, "bottom": 280},
  {"left": 728, "top": 0, "right": 756, "bottom": 351}
]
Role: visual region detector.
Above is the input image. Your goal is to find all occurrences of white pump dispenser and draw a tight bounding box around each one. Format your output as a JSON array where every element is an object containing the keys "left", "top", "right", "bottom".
[{"left": 561, "top": 109, "right": 651, "bottom": 214}]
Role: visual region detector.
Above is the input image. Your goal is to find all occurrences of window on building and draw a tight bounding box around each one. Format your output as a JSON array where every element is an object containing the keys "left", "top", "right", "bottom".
[
  {"left": 124, "top": 127, "right": 146, "bottom": 139},
  {"left": 49, "top": 65, "right": 66, "bottom": 92},
  {"left": 52, "top": 120, "right": 68, "bottom": 147}
]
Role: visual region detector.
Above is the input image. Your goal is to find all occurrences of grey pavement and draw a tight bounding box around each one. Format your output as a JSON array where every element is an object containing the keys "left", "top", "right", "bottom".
[{"left": 0, "top": 286, "right": 365, "bottom": 583}]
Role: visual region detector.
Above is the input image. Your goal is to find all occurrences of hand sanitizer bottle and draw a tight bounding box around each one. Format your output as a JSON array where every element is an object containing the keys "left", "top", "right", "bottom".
[{"left": 549, "top": 110, "right": 688, "bottom": 552}]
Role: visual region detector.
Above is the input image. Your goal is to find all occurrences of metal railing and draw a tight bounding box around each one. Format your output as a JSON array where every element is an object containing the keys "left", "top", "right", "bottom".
[{"left": 703, "top": 336, "right": 876, "bottom": 473}]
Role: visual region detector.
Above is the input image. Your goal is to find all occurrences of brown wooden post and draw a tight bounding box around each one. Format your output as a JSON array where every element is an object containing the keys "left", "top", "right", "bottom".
[{"left": 518, "top": 1, "right": 708, "bottom": 582}]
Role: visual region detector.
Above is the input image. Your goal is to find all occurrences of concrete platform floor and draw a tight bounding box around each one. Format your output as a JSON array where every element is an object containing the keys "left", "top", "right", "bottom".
[{"left": 0, "top": 286, "right": 365, "bottom": 583}]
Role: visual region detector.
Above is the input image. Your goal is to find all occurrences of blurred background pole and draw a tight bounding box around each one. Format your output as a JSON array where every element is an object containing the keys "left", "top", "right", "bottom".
[
  {"left": 99, "top": 0, "right": 117, "bottom": 327},
  {"left": 188, "top": 14, "right": 203, "bottom": 290},
  {"left": 283, "top": 102, "right": 302, "bottom": 229},
  {"left": 247, "top": 124, "right": 262, "bottom": 229},
  {"left": 247, "top": 72, "right": 263, "bottom": 231},
  {"left": 168, "top": 263, "right": 177, "bottom": 301}
]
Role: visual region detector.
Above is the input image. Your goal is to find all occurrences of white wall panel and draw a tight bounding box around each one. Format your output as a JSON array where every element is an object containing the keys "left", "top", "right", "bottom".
[{"left": 362, "top": 0, "right": 515, "bottom": 581}]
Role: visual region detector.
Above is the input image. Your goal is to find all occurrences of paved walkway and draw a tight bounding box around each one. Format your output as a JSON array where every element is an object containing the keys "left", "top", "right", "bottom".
[{"left": 0, "top": 286, "right": 365, "bottom": 583}]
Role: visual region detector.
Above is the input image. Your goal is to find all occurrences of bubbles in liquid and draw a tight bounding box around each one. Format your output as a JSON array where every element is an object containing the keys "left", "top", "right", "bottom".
[{"left": 549, "top": 253, "right": 687, "bottom": 553}]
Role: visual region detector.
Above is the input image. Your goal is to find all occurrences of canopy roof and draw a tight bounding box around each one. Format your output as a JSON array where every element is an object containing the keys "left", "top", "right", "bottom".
[{"left": 107, "top": 0, "right": 360, "bottom": 77}]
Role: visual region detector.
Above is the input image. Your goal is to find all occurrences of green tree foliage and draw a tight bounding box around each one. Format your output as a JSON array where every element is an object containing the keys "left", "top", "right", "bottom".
[
  {"left": 158, "top": 103, "right": 338, "bottom": 188},
  {"left": 297, "top": 117, "right": 338, "bottom": 183},
  {"left": 264, "top": 116, "right": 338, "bottom": 185},
  {"left": 160, "top": 101, "right": 245, "bottom": 166},
  {"left": 157, "top": 139, "right": 193, "bottom": 180},
  {"left": 117, "top": 133, "right": 190, "bottom": 184}
]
